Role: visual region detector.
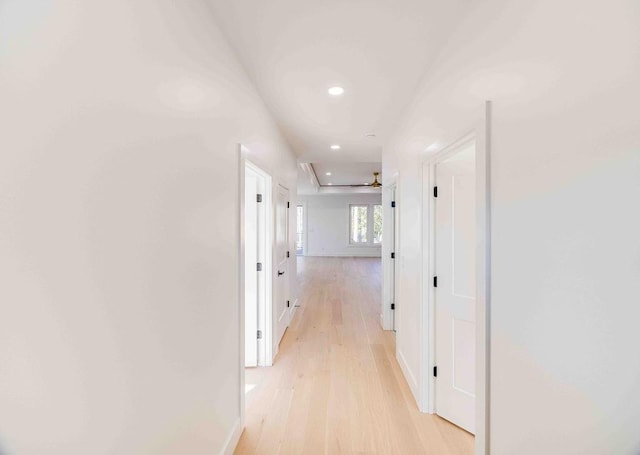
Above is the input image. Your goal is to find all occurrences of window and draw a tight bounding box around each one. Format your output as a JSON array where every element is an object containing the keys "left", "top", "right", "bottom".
[
  {"left": 296, "top": 205, "right": 304, "bottom": 255},
  {"left": 349, "top": 204, "right": 383, "bottom": 245},
  {"left": 350, "top": 205, "right": 368, "bottom": 243},
  {"left": 373, "top": 204, "right": 382, "bottom": 244}
]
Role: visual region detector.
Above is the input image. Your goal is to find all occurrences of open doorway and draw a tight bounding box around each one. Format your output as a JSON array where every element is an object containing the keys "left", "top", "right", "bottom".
[
  {"left": 242, "top": 158, "right": 273, "bottom": 369},
  {"left": 240, "top": 152, "right": 275, "bottom": 443},
  {"left": 420, "top": 115, "right": 490, "bottom": 454}
]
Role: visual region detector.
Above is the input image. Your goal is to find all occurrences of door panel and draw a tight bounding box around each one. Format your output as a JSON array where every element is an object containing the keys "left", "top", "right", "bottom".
[
  {"left": 453, "top": 319, "right": 475, "bottom": 394},
  {"left": 274, "top": 185, "right": 290, "bottom": 346},
  {"left": 435, "top": 142, "right": 476, "bottom": 433}
]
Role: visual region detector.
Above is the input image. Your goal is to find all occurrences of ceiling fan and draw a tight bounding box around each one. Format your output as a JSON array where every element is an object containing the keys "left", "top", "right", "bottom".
[
  {"left": 368, "top": 172, "right": 382, "bottom": 188},
  {"left": 327, "top": 171, "right": 382, "bottom": 188}
]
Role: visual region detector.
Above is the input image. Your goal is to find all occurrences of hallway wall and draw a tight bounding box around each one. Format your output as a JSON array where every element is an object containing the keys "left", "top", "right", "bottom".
[
  {"left": 298, "top": 194, "right": 382, "bottom": 258},
  {"left": 385, "top": 0, "right": 640, "bottom": 453},
  {"left": 0, "top": 1, "right": 296, "bottom": 454}
]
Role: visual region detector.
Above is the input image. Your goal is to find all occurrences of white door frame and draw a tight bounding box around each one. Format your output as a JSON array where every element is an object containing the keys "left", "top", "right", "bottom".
[
  {"left": 246, "top": 160, "right": 274, "bottom": 367},
  {"left": 244, "top": 166, "right": 260, "bottom": 368},
  {"left": 420, "top": 101, "right": 491, "bottom": 454},
  {"left": 239, "top": 145, "right": 275, "bottom": 429},
  {"left": 381, "top": 177, "right": 398, "bottom": 331}
]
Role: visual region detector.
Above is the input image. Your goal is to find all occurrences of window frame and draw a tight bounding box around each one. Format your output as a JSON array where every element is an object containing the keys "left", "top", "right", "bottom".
[{"left": 348, "top": 203, "right": 383, "bottom": 247}]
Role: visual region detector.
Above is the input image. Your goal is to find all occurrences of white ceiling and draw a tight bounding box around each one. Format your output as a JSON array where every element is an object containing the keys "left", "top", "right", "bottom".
[
  {"left": 298, "top": 162, "right": 383, "bottom": 195},
  {"left": 207, "top": 0, "right": 469, "bottom": 164},
  {"left": 312, "top": 162, "right": 380, "bottom": 187}
]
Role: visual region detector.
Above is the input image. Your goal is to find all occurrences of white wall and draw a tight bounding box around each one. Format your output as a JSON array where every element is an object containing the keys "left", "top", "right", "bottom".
[
  {"left": 386, "top": 0, "right": 640, "bottom": 453},
  {"left": 0, "top": 1, "right": 297, "bottom": 454},
  {"left": 299, "top": 194, "right": 382, "bottom": 257}
]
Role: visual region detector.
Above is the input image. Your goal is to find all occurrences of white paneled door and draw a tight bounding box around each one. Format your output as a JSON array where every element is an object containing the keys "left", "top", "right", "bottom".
[
  {"left": 274, "top": 184, "right": 290, "bottom": 346},
  {"left": 434, "top": 142, "right": 476, "bottom": 434}
]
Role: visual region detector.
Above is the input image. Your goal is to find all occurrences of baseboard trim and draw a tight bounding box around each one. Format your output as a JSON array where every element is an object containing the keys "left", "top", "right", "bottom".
[
  {"left": 397, "top": 348, "right": 420, "bottom": 408},
  {"left": 289, "top": 299, "right": 299, "bottom": 320},
  {"left": 219, "top": 417, "right": 242, "bottom": 455},
  {"left": 304, "top": 252, "right": 382, "bottom": 258}
]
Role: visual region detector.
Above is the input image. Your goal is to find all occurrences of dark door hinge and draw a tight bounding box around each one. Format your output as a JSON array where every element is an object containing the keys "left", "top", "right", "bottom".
[
  {"left": 257, "top": 262, "right": 263, "bottom": 271},
  {"left": 257, "top": 194, "right": 262, "bottom": 203},
  {"left": 433, "top": 276, "right": 438, "bottom": 287},
  {"left": 391, "top": 303, "right": 395, "bottom": 310},
  {"left": 286, "top": 251, "right": 290, "bottom": 258},
  {"left": 433, "top": 186, "right": 438, "bottom": 197},
  {"left": 257, "top": 330, "right": 263, "bottom": 339},
  {"left": 287, "top": 201, "right": 290, "bottom": 208},
  {"left": 391, "top": 201, "right": 396, "bottom": 208},
  {"left": 391, "top": 252, "right": 395, "bottom": 259},
  {"left": 433, "top": 366, "right": 438, "bottom": 377},
  {"left": 287, "top": 300, "right": 290, "bottom": 308}
]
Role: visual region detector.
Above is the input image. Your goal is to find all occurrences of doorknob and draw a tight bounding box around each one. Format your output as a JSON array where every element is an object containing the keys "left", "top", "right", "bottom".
[{"left": 278, "top": 271, "right": 285, "bottom": 276}]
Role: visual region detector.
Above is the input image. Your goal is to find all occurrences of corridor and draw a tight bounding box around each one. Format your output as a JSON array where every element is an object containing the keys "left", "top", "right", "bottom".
[{"left": 236, "top": 257, "right": 473, "bottom": 454}]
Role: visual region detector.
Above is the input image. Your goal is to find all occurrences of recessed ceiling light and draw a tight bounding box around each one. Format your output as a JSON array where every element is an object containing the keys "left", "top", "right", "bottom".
[
  {"left": 330, "top": 145, "right": 341, "bottom": 150},
  {"left": 328, "top": 86, "right": 344, "bottom": 96},
  {"left": 426, "top": 142, "right": 440, "bottom": 152},
  {"left": 326, "top": 172, "right": 332, "bottom": 176},
  {"left": 327, "top": 183, "right": 333, "bottom": 186},
  {"left": 365, "top": 133, "right": 376, "bottom": 138}
]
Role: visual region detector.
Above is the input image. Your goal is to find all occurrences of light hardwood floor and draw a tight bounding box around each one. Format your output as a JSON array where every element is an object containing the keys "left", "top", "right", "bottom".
[{"left": 236, "top": 256, "right": 474, "bottom": 455}]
